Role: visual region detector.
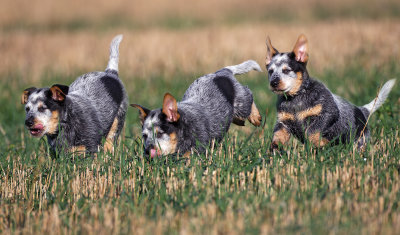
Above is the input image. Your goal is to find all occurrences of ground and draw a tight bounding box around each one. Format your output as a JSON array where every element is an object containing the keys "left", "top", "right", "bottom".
[{"left": 0, "top": 0, "right": 400, "bottom": 234}]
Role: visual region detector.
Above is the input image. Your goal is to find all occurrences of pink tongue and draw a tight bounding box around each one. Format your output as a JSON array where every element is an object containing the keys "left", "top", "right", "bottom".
[
  {"left": 33, "top": 124, "right": 43, "bottom": 130},
  {"left": 150, "top": 149, "right": 157, "bottom": 158}
]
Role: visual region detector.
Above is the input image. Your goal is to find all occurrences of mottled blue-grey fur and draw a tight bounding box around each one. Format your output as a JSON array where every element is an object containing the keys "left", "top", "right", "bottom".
[
  {"left": 23, "top": 35, "right": 128, "bottom": 154},
  {"left": 133, "top": 60, "right": 262, "bottom": 157},
  {"left": 266, "top": 34, "right": 396, "bottom": 150}
]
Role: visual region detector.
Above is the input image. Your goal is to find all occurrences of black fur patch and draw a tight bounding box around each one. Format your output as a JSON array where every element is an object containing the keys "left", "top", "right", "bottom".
[
  {"left": 100, "top": 76, "right": 124, "bottom": 105},
  {"left": 213, "top": 76, "right": 234, "bottom": 105},
  {"left": 158, "top": 112, "right": 179, "bottom": 134}
]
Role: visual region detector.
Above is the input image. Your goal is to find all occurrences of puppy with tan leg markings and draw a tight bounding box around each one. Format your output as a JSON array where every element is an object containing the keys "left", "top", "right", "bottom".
[
  {"left": 265, "top": 34, "right": 395, "bottom": 150},
  {"left": 131, "top": 60, "right": 262, "bottom": 158},
  {"left": 21, "top": 35, "right": 128, "bottom": 154}
]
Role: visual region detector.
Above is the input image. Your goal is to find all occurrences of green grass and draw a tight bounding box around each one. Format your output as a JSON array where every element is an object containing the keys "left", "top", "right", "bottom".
[{"left": 0, "top": 61, "right": 399, "bottom": 234}]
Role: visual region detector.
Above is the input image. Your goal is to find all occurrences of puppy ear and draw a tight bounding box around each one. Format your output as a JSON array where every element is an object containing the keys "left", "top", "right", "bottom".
[
  {"left": 162, "top": 93, "right": 180, "bottom": 122},
  {"left": 266, "top": 36, "right": 278, "bottom": 65},
  {"left": 50, "top": 84, "right": 69, "bottom": 102},
  {"left": 130, "top": 104, "right": 150, "bottom": 124},
  {"left": 21, "top": 87, "right": 37, "bottom": 104},
  {"left": 292, "top": 34, "right": 309, "bottom": 63}
]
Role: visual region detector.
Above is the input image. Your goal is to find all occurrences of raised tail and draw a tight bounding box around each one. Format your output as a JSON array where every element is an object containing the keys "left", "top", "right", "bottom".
[
  {"left": 106, "top": 34, "right": 123, "bottom": 72},
  {"left": 363, "top": 79, "right": 396, "bottom": 114},
  {"left": 224, "top": 60, "right": 262, "bottom": 75}
]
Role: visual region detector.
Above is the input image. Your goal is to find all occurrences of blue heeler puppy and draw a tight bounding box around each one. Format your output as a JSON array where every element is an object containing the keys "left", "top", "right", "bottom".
[
  {"left": 265, "top": 34, "right": 396, "bottom": 150},
  {"left": 131, "top": 60, "right": 262, "bottom": 158},
  {"left": 21, "top": 35, "right": 128, "bottom": 154}
]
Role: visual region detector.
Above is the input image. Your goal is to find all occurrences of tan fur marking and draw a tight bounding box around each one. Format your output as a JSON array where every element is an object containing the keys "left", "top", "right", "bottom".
[
  {"left": 278, "top": 112, "right": 295, "bottom": 122},
  {"left": 288, "top": 72, "right": 303, "bottom": 96},
  {"left": 47, "top": 110, "right": 60, "bottom": 134},
  {"left": 308, "top": 132, "right": 329, "bottom": 147},
  {"left": 156, "top": 132, "right": 178, "bottom": 155},
  {"left": 248, "top": 102, "right": 262, "bottom": 126},
  {"left": 167, "top": 132, "right": 178, "bottom": 154},
  {"left": 130, "top": 104, "right": 148, "bottom": 125},
  {"left": 183, "top": 151, "right": 191, "bottom": 158},
  {"left": 21, "top": 91, "right": 29, "bottom": 104},
  {"left": 297, "top": 104, "right": 323, "bottom": 121},
  {"left": 272, "top": 128, "right": 291, "bottom": 146},
  {"left": 104, "top": 118, "right": 119, "bottom": 153},
  {"left": 70, "top": 145, "right": 86, "bottom": 153}
]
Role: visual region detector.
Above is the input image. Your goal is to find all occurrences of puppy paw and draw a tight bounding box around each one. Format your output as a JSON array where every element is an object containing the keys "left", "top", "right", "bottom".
[{"left": 248, "top": 102, "right": 262, "bottom": 126}]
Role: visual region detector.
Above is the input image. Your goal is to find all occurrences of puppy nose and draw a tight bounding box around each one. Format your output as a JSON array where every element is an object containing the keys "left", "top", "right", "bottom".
[
  {"left": 270, "top": 79, "right": 280, "bottom": 88},
  {"left": 25, "top": 117, "right": 34, "bottom": 127},
  {"left": 144, "top": 143, "right": 154, "bottom": 155}
]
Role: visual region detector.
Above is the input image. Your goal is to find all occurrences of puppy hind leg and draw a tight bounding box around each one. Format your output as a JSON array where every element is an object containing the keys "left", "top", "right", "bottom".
[
  {"left": 356, "top": 130, "right": 370, "bottom": 151},
  {"left": 232, "top": 85, "right": 256, "bottom": 125},
  {"left": 104, "top": 117, "right": 119, "bottom": 153},
  {"left": 247, "top": 102, "right": 262, "bottom": 126},
  {"left": 105, "top": 99, "right": 127, "bottom": 153}
]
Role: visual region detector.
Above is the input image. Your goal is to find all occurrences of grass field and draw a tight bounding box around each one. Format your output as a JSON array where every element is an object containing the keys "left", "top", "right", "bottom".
[{"left": 1, "top": 0, "right": 400, "bottom": 234}]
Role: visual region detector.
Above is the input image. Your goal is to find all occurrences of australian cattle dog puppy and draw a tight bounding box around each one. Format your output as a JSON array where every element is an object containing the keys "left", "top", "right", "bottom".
[
  {"left": 22, "top": 35, "right": 128, "bottom": 154},
  {"left": 131, "top": 60, "right": 262, "bottom": 158},
  {"left": 265, "top": 34, "right": 395, "bottom": 150}
]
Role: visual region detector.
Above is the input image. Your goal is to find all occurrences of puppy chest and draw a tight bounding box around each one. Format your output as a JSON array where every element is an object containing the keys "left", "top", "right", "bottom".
[{"left": 277, "top": 103, "right": 323, "bottom": 126}]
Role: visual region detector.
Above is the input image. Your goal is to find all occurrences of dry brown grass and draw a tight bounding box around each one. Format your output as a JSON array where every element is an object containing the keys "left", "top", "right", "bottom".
[
  {"left": 1, "top": 20, "right": 400, "bottom": 83},
  {"left": 1, "top": 0, "right": 397, "bottom": 27},
  {"left": 1, "top": 132, "right": 400, "bottom": 234}
]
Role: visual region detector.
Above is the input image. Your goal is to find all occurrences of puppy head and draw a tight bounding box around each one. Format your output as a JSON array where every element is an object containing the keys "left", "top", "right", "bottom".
[
  {"left": 131, "top": 93, "right": 180, "bottom": 158},
  {"left": 21, "top": 84, "right": 68, "bottom": 137},
  {"left": 265, "top": 34, "right": 309, "bottom": 96}
]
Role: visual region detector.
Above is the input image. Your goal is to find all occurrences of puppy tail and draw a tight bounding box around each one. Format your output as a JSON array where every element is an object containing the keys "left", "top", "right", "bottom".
[
  {"left": 224, "top": 60, "right": 262, "bottom": 75},
  {"left": 106, "top": 34, "right": 123, "bottom": 73},
  {"left": 363, "top": 79, "right": 396, "bottom": 114}
]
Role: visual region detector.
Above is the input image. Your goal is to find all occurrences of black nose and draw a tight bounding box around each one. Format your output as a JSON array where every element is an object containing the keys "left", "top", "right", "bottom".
[
  {"left": 144, "top": 143, "right": 154, "bottom": 155},
  {"left": 270, "top": 79, "right": 280, "bottom": 88},
  {"left": 25, "top": 117, "right": 34, "bottom": 127}
]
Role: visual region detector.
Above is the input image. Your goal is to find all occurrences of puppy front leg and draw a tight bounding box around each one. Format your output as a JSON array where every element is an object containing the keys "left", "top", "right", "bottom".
[
  {"left": 304, "top": 114, "right": 335, "bottom": 147},
  {"left": 271, "top": 122, "right": 291, "bottom": 150},
  {"left": 306, "top": 131, "right": 329, "bottom": 147}
]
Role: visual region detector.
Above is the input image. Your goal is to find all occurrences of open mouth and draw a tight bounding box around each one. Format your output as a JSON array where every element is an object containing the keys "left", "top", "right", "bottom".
[
  {"left": 29, "top": 124, "right": 44, "bottom": 137},
  {"left": 150, "top": 148, "right": 162, "bottom": 158}
]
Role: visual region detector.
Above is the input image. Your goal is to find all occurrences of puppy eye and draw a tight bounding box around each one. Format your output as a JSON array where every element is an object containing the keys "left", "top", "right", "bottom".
[
  {"left": 156, "top": 131, "right": 163, "bottom": 138},
  {"left": 143, "top": 134, "right": 148, "bottom": 140},
  {"left": 282, "top": 68, "right": 291, "bottom": 74},
  {"left": 38, "top": 107, "right": 45, "bottom": 112},
  {"left": 268, "top": 69, "right": 274, "bottom": 75},
  {"left": 25, "top": 107, "right": 30, "bottom": 112}
]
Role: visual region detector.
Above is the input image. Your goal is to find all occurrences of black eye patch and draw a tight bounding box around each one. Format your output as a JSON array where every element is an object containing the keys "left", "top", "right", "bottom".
[
  {"left": 282, "top": 68, "right": 291, "bottom": 74},
  {"left": 268, "top": 69, "right": 274, "bottom": 75}
]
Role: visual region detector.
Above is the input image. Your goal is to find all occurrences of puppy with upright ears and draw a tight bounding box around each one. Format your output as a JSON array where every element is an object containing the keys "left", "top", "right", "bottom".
[
  {"left": 132, "top": 60, "right": 262, "bottom": 158},
  {"left": 265, "top": 34, "right": 395, "bottom": 150},
  {"left": 22, "top": 35, "right": 128, "bottom": 154}
]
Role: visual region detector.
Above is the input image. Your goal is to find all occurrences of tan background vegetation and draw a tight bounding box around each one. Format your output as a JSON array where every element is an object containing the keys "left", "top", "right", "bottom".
[{"left": 1, "top": 0, "right": 399, "bottom": 83}]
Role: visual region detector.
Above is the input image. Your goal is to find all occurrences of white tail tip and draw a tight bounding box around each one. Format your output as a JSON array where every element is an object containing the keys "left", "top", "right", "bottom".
[
  {"left": 363, "top": 79, "right": 396, "bottom": 114},
  {"left": 106, "top": 34, "right": 123, "bottom": 72},
  {"left": 225, "top": 60, "right": 262, "bottom": 75}
]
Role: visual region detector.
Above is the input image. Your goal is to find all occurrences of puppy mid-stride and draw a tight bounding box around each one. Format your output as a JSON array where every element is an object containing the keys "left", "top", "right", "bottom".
[
  {"left": 21, "top": 35, "right": 128, "bottom": 154},
  {"left": 265, "top": 34, "right": 396, "bottom": 150},
  {"left": 131, "top": 60, "right": 262, "bottom": 158}
]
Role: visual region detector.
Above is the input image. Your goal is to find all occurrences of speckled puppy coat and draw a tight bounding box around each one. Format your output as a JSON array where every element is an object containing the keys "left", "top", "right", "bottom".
[
  {"left": 265, "top": 34, "right": 396, "bottom": 150},
  {"left": 132, "top": 60, "right": 262, "bottom": 157},
  {"left": 22, "top": 35, "right": 128, "bottom": 154}
]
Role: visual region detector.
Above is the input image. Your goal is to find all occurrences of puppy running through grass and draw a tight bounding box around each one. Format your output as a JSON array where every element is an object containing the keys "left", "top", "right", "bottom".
[
  {"left": 21, "top": 35, "right": 128, "bottom": 154},
  {"left": 131, "top": 60, "right": 262, "bottom": 158},
  {"left": 265, "top": 34, "right": 395, "bottom": 150}
]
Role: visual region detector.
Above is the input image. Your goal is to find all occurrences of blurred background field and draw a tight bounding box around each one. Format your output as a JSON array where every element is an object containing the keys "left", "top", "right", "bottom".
[{"left": 1, "top": 0, "right": 400, "bottom": 234}]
